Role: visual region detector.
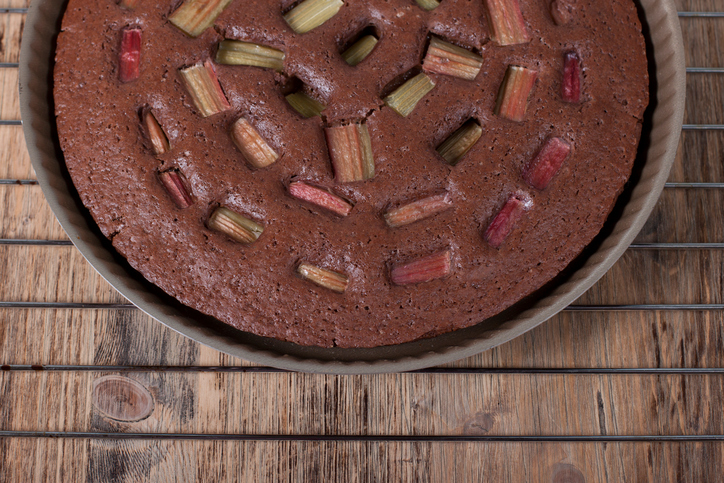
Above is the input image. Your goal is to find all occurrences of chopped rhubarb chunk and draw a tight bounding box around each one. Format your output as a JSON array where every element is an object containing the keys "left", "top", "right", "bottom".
[
  {"left": 415, "top": 0, "right": 440, "bottom": 11},
  {"left": 289, "top": 181, "right": 353, "bottom": 216},
  {"left": 230, "top": 118, "right": 279, "bottom": 169},
  {"left": 285, "top": 92, "right": 326, "bottom": 118},
  {"left": 159, "top": 170, "right": 193, "bottom": 209},
  {"left": 423, "top": 37, "right": 483, "bottom": 81},
  {"left": 483, "top": 0, "right": 530, "bottom": 46},
  {"left": 169, "top": 0, "right": 233, "bottom": 38},
  {"left": 385, "top": 193, "right": 453, "bottom": 228},
  {"left": 207, "top": 207, "right": 263, "bottom": 244},
  {"left": 119, "top": 28, "right": 141, "bottom": 83},
  {"left": 215, "top": 40, "right": 285, "bottom": 72},
  {"left": 436, "top": 120, "right": 483, "bottom": 165},
  {"left": 179, "top": 60, "right": 231, "bottom": 118},
  {"left": 325, "top": 122, "right": 375, "bottom": 183},
  {"left": 495, "top": 65, "right": 538, "bottom": 122},
  {"left": 522, "top": 137, "right": 571, "bottom": 190},
  {"left": 391, "top": 250, "right": 452, "bottom": 285},
  {"left": 144, "top": 110, "right": 170, "bottom": 155},
  {"left": 284, "top": 0, "right": 344, "bottom": 34},
  {"left": 561, "top": 51, "right": 581, "bottom": 103},
  {"left": 297, "top": 263, "right": 349, "bottom": 293},
  {"left": 484, "top": 192, "right": 533, "bottom": 248},
  {"left": 342, "top": 35, "right": 378, "bottom": 66},
  {"left": 384, "top": 73, "right": 436, "bottom": 117}
]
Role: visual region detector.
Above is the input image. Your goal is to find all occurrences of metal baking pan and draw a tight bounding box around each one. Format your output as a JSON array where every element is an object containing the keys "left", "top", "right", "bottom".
[{"left": 19, "top": 0, "right": 685, "bottom": 373}]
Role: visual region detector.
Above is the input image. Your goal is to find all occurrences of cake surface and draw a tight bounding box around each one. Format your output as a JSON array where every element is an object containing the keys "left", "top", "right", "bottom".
[{"left": 54, "top": 0, "right": 648, "bottom": 348}]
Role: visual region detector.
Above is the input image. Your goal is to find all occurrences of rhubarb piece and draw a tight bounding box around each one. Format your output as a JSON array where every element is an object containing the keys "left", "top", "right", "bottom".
[
  {"left": 384, "top": 73, "right": 436, "bottom": 117},
  {"left": 144, "top": 110, "right": 170, "bottom": 155},
  {"left": 325, "top": 122, "right": 375, "bottom": 183},
  {"left": 169, "top": 0, "right": 233, "bottom": 38},
  {"left": 215, "top": 40, "right": 285, "bottom": 72},
  {"left": 436, "top": 120, "right": 483, "bottom": 165},
  {"left": 230, "top": 118, "right": 279, "bottom": 169},
  {"left": 484, "top": 191, "right": 533, "bottom": 248},
  {"left": 522, "top": 137, "right": 571, "bottom": 190},
  {"left": 285, "top": 92, "right": 326, "bottom": 118},
  {"left": 297, "top": 263, "right": 349, "bottom": 293},
  {"left": 158, "top": 170, "right": 193, "bottom": 209},
  {"left": 391, "top": 250, "right": 451, "bottom": 285},
  {"left": 179, "top": 60, "right": 231, "bottom": 118},
  {"left": 207, "top": 207, "right": 263, "bottom": 244},
  {"left": 342, "top": 35, "right": 378, "bottom": 66},
  {"left": 550, "top": 0, "right": 572, "bottom": 25},
  {"left": 384, "top": 193, "right": 452, "bottom": 228},
  {"left": 119, "top": 28, "right": 141, "bottom": 83},
  {"left": 119, "top": 0, "right": 141, "bottom": 10},
  {"left": 283, "top": 0, "right": 344, "bottom": 34},
  {"left": 483, "top": 0, "right": 530, "bottom": 46},
  {"left": 561, "top": 51, "right": 581, "bottom": 103},
  {"left": 289, "top": 181, "right": 353, "bottom": 216},
  {"left": 415, "top": 0, "right": 440, "bottom": 11},
  {"left": 494, "top": 65, "right": 538, "bottom": 122},
  {"left": 422, "top": 37, "right": 483, "bottom": 81}
]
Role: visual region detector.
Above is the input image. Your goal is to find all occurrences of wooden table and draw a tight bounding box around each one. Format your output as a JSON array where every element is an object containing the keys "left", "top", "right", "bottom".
[{"left": 2, "top": 0, "right": 723, "bottom": 480}]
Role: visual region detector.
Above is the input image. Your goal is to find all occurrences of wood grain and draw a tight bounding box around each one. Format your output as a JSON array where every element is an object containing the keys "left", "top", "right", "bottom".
[
  {"left": 3, "top": 308, "right": 724, "bottom": 369},
  {"left": 1, "top": 0, "right": 724, "bottom": 480},
  {"left": 2, "top": 438, "right": 723, "bottom": 483}
]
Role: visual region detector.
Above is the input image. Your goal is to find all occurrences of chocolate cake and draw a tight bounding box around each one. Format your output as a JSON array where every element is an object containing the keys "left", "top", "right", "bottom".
[{"left": 53, "top": 0, "right": 648, "bottom": 348}]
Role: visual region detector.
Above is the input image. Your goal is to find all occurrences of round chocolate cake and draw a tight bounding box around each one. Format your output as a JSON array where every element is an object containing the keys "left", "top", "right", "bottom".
[{"left": 54, "top": 0, "right": 648, "bottom": 348}]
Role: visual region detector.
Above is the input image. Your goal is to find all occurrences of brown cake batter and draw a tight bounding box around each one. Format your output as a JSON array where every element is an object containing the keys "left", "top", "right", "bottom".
[{"left": 54, "top": 0, "right": 648, "bottom": 347}]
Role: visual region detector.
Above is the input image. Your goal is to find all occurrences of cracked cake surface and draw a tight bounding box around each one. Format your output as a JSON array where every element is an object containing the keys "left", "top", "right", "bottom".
[{"left": 54, "top": 0, "right": 648, "bottom": 348}]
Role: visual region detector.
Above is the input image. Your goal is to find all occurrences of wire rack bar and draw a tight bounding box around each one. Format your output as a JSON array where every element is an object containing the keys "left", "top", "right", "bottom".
[
  {"left": 5, "top": 181, "right": 723, "bottom": 189},
  {"left": 0, "top": 239, "right": 72, "bottom": 245},
  {"left": 1, "top": 302, "right": 722, "bottom": 311},
  {"left": 5, "top": 364, "right": 724, "bottom": 375},
  {"left": 682, "top": 124, "right": 724, "bottom": 130},
  {"left": 3, "top": 62, "right": 722, "bottom": 73},
  {"left": 3, "top": 239, "right": 723, "bottom": 248},
  {"left": 629, "top": 243, "right": 724, "bottom": 249},
  {"left": 678, "top": 11, "right": 724, "bottom": 17},
  {"left": 0, "top": 179, "right": 37, "bottom": 185},
  {"left": 665, "top": 182, "right": 724, "bottom": 188},
  {"left": 0, "top": 430, "right": 722, "bottom": 443}
]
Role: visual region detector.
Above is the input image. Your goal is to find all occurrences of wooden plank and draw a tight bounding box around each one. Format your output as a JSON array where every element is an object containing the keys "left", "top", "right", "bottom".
[
  {"left": 684, "top": 73, "right": 724, "bottom": 124},
  {"left": 0, "top": 8, "right": 23, "bottom": 63},
  {"left": 675, "top": 0, "right": 724, "bottom": 12},
  {"left": 0, "top": 438, "right": 88, "bottom": 483},
  {"left": 633, "top": 188, "right": 724, "bottom": 243},
  {"left": 0, "top": 67, "right": 19, "bottom": 119},
  {"left": 0, "top": 245, "right": 127, "bottom": 304},
  {"left": 576, "top": 249, "right": 723, "bottom": 305},
  {"left": 0, "top": 126, "right": 33, "bottom": 179},
  {"left": 670, "top": 130, "right": 724, "bottom": 182},
  {"left": 680, "top": 18, "right": 724, "bottom": 69},
  {"left": 0, "top": 185, "right": 66, "bottom": 239},
  {"left": 4, "top": 308, "right": 724, "bottom": 370},
  {"left": 0, "top": 1, "right": 30, "bottom": 9},
  {"left": 1, "top": 371, "right": 723, "bottom": 435},
  {"left": 0, "top": 438, "right": 721, "bottom": 483}
]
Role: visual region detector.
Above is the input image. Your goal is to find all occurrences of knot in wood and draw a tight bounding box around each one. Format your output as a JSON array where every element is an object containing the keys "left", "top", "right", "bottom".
[
  {"left": 92, "top": 375, "right": 154, "bottom": 422},
  {"left": 552, "top": 463, "right": 585, "bottom": 483}
]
